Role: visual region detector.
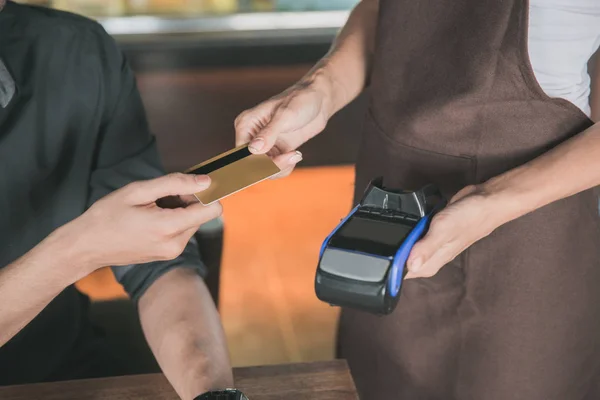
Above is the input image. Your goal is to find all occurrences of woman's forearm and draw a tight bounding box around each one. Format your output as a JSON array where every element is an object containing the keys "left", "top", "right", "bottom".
[
  {"left": 482, "top": 122, "right": 600, "bottom": 224},
  {"left": 301, "top": 0, "right": 380, "bottom": 117},
  {"left": 138, "top": 268, "right": 233, "bottom": 400}
]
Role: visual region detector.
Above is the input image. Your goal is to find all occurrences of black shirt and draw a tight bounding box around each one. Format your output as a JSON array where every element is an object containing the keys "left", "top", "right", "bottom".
[{"left": 0, "top": 1, "right": 206, "bottom": 384}]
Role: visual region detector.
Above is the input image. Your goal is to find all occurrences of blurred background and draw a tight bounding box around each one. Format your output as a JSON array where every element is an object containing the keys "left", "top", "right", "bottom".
[
  {"left": 13, "top": 0, "right": 368, "bottom": 369},
  {"left": 10, "top": 0, "right": 600, "bottom": 374}
]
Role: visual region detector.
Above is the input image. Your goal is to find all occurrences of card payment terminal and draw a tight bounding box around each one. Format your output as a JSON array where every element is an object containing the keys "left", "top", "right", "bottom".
[{"left": 315, "top": 178, "right": 445, "bottom": 315}]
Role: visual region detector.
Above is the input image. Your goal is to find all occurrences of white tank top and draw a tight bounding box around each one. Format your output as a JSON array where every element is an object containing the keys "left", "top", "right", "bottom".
[{"left": 528, "top": 0, "right": 600, "bottom": 117}]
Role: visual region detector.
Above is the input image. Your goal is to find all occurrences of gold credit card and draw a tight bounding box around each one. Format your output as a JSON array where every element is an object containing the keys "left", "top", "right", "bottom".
[{"left": 184, "top": 144, "right": 281, "bottom": 205}]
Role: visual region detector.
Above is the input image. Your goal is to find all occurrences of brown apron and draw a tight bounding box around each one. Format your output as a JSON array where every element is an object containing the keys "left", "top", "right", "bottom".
[{"left": 337, "top": 0, "right": 600, "bottom": 399}]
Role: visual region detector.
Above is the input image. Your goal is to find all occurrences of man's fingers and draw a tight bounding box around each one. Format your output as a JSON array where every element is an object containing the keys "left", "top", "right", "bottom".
[
  {"left": 179, "top": 194, "right": 199, "bottom": 206},
  {"left": 156, "top": 225, "right": 203, "bottom": 261},
  {"left": 124, "top": 173, "right": 211, "bottom": 206},
  {"left": 179, "top": 226, "right": 202, "bottom": 245},
  {"left": 187, "top": 201, "right": 223, "bottom": 228},
  {"left": 164, "top": 201, "right": 223, "bottom": 235}
]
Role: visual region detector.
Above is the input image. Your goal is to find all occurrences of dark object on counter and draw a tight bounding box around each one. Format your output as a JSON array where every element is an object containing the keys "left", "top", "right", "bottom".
[{"left": 194, "top": 389, "right": 249, "bottom": 400}]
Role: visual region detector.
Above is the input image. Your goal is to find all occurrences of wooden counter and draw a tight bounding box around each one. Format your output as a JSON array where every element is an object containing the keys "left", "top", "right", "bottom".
[{"left": 0, "top": 360, "right": 359, "bottom": 400}]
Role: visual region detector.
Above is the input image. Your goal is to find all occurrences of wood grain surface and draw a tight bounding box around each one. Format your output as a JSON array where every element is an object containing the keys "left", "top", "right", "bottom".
[{"left": 0, "top": 360, "right": 358, "bottom": 400}]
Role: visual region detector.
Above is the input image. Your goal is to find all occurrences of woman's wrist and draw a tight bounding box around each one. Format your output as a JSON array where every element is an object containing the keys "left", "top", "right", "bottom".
[
  {"left": 302, "top": 58, "right": 351, "bottom": 120},
  {"left": 479, "top": 171, "right": 542, "bottom": 227}
]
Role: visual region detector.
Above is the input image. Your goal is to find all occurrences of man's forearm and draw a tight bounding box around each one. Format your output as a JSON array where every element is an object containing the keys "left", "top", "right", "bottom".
[
  {"left": 482, "top": 122, "right": 600, "bottom": 224},
  {"left": 139, "top": 268, "right": 232, "bottom": 400},
  {"left": 301, "top": 0, "right": 380, "bottom": 117},
  {"left": 0, "top": 227, "right": 84, "bottom": 346}
]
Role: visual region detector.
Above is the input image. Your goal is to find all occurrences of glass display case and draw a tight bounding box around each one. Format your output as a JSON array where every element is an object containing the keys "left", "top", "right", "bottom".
[
  {"left": 14, "top": 0, "right": 358, "bottom": 45},
  {"left": 15, "top": 0, "right": 359, "bottom": 17}
]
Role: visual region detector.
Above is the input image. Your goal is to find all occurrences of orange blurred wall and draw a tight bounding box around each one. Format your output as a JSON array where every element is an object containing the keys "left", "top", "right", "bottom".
[{"left": 76, "top": 165, "right": 356, "bottom": 366}]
